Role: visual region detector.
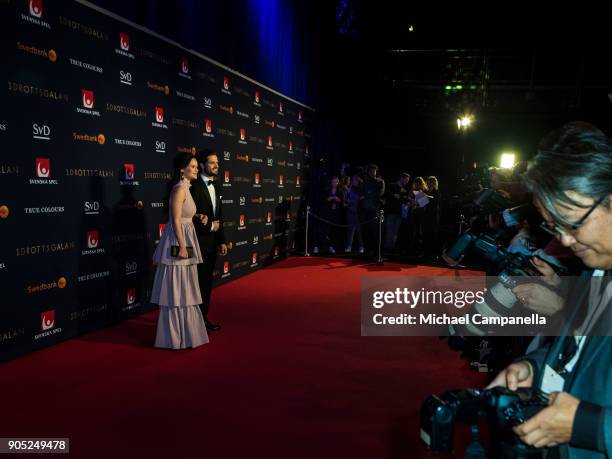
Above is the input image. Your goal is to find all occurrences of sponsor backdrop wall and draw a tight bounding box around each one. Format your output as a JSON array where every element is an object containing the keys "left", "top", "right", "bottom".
[{"left": 0, "top": 0, "right": 313, "bottom": 361}]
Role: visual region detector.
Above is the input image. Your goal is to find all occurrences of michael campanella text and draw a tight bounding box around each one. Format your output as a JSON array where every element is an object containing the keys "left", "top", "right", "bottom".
[{"left": 372, "top": 313, "right": 547, "bottom": 327}]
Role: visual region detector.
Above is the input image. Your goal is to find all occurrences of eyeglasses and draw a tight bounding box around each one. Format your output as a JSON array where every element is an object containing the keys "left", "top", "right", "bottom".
[{"left": 539, "top": 195, "right": 607, "bottom": 237}]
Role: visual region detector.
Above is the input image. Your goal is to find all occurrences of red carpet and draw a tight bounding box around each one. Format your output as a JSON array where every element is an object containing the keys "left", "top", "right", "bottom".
[{"left": 0, "top": 257, "right": 486, "bottom": 458}]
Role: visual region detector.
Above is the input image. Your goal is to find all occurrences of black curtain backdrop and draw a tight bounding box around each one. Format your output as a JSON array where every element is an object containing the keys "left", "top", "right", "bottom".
[{"left": 0, "top": 0, "right": 313, "bottom": 361}]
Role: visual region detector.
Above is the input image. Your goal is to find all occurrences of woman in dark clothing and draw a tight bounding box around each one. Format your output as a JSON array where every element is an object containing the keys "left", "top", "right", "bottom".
[
  {"left": 408, "top": 177, "right": 429, "bottom": 256},
  {"left": 313, "top": 176, "right": 343, "bottom": 254},
  {"left": 424, "top": 176, "right": 441, "bottom": 256},
  {"left": 344, "top": 175, "right": 365, "bottom": 253}
]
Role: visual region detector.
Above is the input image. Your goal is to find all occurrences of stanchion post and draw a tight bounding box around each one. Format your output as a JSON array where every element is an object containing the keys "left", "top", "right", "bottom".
[
  {"left": 377, "top": 209, "right": 384, "bottom": 265},
  {"left": 304, "top": 205, "right": 310, "bottom": 256},
  {"left": 458, "top": 212, "right": 466, "bottom": 235}
]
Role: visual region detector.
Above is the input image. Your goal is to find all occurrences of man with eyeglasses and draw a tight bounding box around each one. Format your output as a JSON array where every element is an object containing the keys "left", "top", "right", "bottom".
[
  {"left": 487, "top": 121, "right": 612, "bottom": 458},
  {"left": 538, "top": 193, "right": 608, "bottom": 259}
]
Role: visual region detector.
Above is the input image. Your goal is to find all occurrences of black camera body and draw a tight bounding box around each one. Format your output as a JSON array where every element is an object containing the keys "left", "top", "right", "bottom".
[
  {"left": 421, "top": 386, "right": 548, "bottom": 457},
  {"left": 443, "top": 232, "right": 541, "bottom": 276},
  {"left": 442, "top": 233, "right": 545, "bottom": 337},
  {"left": 442, "top": 214, "right": 569, "bottom": 338}
]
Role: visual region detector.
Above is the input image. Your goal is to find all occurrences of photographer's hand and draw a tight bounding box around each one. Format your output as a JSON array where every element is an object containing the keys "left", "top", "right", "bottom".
[
  {"left": 512, "top": 283, "right": 564, "bottom": 316},
  {"left": 531, "top": 256, "right": 561, "bottom": 288},
  {"left": 513, "top": 391, "right": 579, "bottom": 448},
  {"left": 485, "top": 361, "right": 533, "bottom": 391}
]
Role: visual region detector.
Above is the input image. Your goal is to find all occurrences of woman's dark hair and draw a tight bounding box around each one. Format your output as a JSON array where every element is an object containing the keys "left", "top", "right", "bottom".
[
  {"left": 162, "top": 153, "right": 196, "bottom": 213},
  {"left": 523, "top": 121, "right": 612, "bottom": 225},
  {"left": 167, "top": 152, "right": 196, "bottom": 192}
]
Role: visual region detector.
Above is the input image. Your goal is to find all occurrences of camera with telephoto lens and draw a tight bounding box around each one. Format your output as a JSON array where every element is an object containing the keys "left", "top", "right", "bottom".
[
  {"left": 471, "top": 188, "right": 513, "bottom": 215},
  {"left": 452, "top": 187, "right": 513, "bottom": 222},
  {"left": 420, "top": 386, "right": 549, "bottom": 458},
  {"left": 441, "top": 202, "right": 566, "bottom": 337},
  {"left": 442, "top": 232, "right": 541, "bottom": 336},
  {"left": 456, "top": 166, "right": 493, "bottom": 196}
]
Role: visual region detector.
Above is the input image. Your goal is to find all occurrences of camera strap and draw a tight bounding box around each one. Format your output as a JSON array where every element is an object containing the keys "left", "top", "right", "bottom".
[
  {"left": 553, "top": 335, "right": 579, "bottom": 374},
  {"left": 542, "top": 335, "right": 582, "bottom": 394},
  {"left": 545, "top": 271, "right": 609, "bottom": 387},
  {"left": 545, "top": 275, "right": 592, "bottom": 376}
]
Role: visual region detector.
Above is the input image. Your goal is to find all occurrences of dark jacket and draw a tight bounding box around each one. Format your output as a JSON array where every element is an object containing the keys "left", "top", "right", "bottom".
[
  {"left": 521, "top": 271, "right": 612, "bottom": 458},
  {"left": 362, "top": 177, "right": 385, "bottom": 211},
  {"left": 384, "top": 182, "right": 409, "bottom": 215},
  {"left": 190, "top": 177, "right": 226, "bottom": 255}
]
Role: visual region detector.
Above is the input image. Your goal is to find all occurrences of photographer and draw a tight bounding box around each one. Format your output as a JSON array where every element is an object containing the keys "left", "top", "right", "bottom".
[{"left": 487, "top": 121, "right": 612, "bottom": 457}]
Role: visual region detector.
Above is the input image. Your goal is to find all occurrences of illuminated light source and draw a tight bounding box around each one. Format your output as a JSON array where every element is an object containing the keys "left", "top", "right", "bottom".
[
  {"left": 500, "top": 152, "right": 516, "bottom": 169},
  {"left": 445, "top": 84, "right": 466, "bottom": 92},
  {"left": 408, "top": 25, "right": 414, "bottom": 32},
  {"left": 457, "top": 115, "right": 473, "bottom": 130}
]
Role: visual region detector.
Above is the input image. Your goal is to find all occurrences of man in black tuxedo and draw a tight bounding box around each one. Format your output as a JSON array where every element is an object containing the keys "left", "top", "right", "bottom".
[{"left": 191, "top": 149, "right": 228, "bottom": 332}]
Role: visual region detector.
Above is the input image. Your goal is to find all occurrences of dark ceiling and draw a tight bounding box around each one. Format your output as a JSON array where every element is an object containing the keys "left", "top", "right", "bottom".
[{"left": 310, "top": 3, "right": 612, "bottom": 181}]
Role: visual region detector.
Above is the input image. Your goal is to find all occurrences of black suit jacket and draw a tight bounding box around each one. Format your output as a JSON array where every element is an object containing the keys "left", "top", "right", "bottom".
[{"left": 190, "top": 177, "right": 226, "bottom": 255}]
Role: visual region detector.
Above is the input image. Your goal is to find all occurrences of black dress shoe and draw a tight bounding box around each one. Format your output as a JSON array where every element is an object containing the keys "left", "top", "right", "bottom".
[{"left": 205, "top": 320, "right": 221, "bottom": 332}]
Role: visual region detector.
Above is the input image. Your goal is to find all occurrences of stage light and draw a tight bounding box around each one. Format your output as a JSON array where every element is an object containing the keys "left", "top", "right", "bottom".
[
  {"left": 445, "top": 85, "right": 452, "bottom": 90},
  {"left": 457, "top": 115, "right": 473, "bottom": 130},
  {"left": 500, "top": 153, "right": 516, "bottom": 169}
]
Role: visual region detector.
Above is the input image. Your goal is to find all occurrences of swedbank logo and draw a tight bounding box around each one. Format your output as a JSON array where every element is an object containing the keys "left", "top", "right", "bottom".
[
  {"left": 147, "top": 81, "right": 170, "bottom": 96},
  {"left": 73, "top": 132, "right": 105, "bottom": 144},
  {"left": 26, "top": 276, "right": 68, "bottom": 294},
  {"left": 16, "top": 42, "right": 57, "bottom": 62},
  {"left": 177, "top": 146, "right": 197, "bottom": 154}
]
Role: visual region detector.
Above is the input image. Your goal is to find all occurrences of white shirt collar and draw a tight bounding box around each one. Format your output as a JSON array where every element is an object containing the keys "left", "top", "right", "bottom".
[{"left": 200, "top": 174, "right": 214, "bottom": 186}]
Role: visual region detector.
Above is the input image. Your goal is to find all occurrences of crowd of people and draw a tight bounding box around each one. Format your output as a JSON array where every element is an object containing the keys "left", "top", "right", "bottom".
[{"left": 311, "top": 164, "right": 442, "bottom": 259}]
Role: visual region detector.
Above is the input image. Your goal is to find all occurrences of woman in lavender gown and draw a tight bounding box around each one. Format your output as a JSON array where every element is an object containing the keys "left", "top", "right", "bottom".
[{"left": 151, "top": 153, "right": 209, "bottom": 349}]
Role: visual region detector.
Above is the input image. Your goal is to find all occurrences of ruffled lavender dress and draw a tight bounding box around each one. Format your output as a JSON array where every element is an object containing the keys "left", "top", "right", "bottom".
[{"left": 151, "top": 181, "right": 209, "bottom": 349}]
